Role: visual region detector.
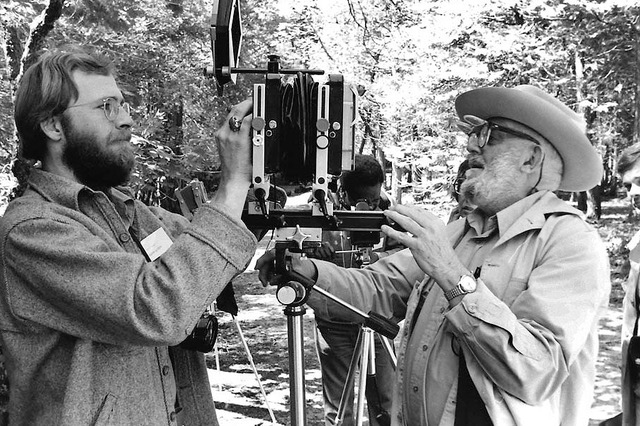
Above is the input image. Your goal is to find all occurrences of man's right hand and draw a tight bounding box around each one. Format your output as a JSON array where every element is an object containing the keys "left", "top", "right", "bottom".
[
  {"left": 255, "top": 248, "right": 318, "bottom": 287},
  {"left": 307, "top": 242, "right": 335, "bottom": 261},
  {"left": 210, "top": 98, "right": 253, "bottom": 218}
]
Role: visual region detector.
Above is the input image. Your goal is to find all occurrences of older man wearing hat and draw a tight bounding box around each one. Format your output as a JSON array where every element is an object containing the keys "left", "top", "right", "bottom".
[{"left": 256, "top": 85, "right": 611, "bottom": 425}]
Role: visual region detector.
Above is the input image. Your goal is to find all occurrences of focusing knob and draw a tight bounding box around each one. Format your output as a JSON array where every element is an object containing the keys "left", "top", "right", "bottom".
[
  {"left": 252, "top": 117, "right": 265, "bottom": 131},
  {"left": 316, "top": 118, "right": 330, "bottom": 132}
]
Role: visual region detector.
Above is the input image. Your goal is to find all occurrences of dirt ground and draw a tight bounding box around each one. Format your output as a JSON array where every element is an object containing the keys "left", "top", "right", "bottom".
[{"left": 207, "top": 196, "right": 632, "bottom": 426}]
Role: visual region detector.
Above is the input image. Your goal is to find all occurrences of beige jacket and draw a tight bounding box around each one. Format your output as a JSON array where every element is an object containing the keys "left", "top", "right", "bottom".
[{"left": 308, "top": 191, "right": 610, "bottom": 425}]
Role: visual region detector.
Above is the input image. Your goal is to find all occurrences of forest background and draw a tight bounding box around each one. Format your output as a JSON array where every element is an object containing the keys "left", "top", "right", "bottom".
[{"left": 1, "top": 0, "right": 640, "bottom": 423}]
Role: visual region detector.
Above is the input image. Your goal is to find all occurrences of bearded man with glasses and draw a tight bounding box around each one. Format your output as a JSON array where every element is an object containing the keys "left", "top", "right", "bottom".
[
  {"left": 257, "top": 85, "right": 611, "bottom": 425},
  {"left": 0, "top": 48, "right": 257, "bottom": 425}
]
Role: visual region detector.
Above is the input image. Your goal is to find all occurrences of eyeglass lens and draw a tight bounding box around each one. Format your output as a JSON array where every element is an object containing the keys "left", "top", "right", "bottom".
[
  {"left": 104, "top": 98, "right": 131, "bottom": 121},
  {"left": 466, "top": 124, "right": 491, "bottom": 149}
]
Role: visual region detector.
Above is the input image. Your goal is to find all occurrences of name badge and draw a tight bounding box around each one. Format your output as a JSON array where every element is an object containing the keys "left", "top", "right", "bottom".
[{"left": 140, "top": 228, "right": 173, "bottom": 261}]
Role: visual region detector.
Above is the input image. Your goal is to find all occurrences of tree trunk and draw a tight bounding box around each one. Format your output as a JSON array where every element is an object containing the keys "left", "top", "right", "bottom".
[
  {"left": 634, "top": 21, "right": 640, "bottom": 144},
  {"left": 1, "top": 3, "right": 66, "bottom": 423},
  {"left": 9, "top": 0, "right": 66, "bottom": 198},
  {"left": 574, "top": 49, "right": 601, "bottom": 219},
  {"left": 376, "top": 149, "right": 387, "bottom": 189},
  {"left": 391, "top": 160, "right": 403, "bottom": 205},
  {"left": 15, "top": 0, "right": 65, "bottom": 83}
]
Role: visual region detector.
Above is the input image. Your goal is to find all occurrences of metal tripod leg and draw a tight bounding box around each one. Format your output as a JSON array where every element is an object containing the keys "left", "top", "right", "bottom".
[
  {"left": 286, "top": 305, "right": 307, "bottom": 426},
  {"left": 335, "top": 326, "right": 374, "bottom": 426},
  {"left": 355, "top": 327, "right": 373, "bottom": 425},
  {"left": 364, "top": 334, "right": 394, "bottom": 426},
  {"left": 232, "top": 315, "right": 278, "bottom": 424},
  {"left": 334, "top": 326, "right": 397, "bottom": 426}
]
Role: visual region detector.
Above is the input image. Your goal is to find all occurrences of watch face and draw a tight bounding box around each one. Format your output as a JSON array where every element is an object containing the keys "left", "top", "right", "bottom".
[{"left": 460, "top": 276, "right": 477, "bottom": 292}]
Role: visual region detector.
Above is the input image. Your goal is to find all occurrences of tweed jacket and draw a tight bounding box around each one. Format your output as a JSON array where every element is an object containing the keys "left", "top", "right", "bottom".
[
  {"left": 0, "top": 169, "right": 257, "bottom": 425},
  {"left": 307, "top": 191, "right": 611, "bottom": 426}
]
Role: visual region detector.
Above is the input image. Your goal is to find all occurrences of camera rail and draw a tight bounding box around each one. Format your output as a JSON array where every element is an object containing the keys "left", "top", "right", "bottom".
[{"left": 241, "top": 209, "right": 399, "bottom": 232}]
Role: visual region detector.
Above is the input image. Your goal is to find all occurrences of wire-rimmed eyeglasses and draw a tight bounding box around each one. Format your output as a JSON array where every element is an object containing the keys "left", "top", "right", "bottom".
[
  {"left": 66, "top": 97, "right": 131, "bottom": 122},
  {"left": 457, "top": 115, "right": 540, "bottom": 148}
]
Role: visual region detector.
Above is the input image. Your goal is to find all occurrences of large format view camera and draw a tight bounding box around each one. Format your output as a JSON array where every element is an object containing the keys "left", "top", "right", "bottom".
[{"left": 206, "top": 0, "right": 358, "bottom": 222}]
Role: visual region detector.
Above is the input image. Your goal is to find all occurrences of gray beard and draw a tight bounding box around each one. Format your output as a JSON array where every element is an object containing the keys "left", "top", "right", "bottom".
[{"left": 461, "top": 153, "right": 523, "bottom": 216}]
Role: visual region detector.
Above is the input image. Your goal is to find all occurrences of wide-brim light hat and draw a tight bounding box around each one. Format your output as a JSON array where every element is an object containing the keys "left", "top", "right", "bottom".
[{"left": 455, "top": 85, "right": 602, "bottom": 192}]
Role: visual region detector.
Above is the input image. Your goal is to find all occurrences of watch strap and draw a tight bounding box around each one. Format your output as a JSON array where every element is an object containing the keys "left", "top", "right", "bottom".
[
  {"left": 444, "top": 274, "right": 476, "bottom": 302},
  {"left": 444, "top": 285, "right": 466, "bottom": 301}
]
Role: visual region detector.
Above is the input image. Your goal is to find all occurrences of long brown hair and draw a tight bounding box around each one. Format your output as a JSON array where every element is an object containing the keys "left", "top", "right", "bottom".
[{"left": 14, "top": 48, "right": 114, "bottom": 161}]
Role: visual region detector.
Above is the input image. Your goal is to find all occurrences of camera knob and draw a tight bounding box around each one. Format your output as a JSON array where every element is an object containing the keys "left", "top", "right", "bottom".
[
  {"left": 252, "top": 117, "right": 265, "bottom": 131},
  {"left": 316, "top": 118, "right": 330, "bottom": 132},
  {"left": 276, "top": 281, "right": 307, "bottom": 305},
  {"left": 253, "top": 135, "right": 264, "bottom": 146},
  {"left": 316, "top": 135, "right": 329, "bottom": 149}
]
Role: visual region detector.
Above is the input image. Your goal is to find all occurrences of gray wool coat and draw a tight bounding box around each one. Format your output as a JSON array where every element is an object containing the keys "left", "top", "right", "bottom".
[{"left": 0, "top": 168, "right": 257, "bottom": 425}]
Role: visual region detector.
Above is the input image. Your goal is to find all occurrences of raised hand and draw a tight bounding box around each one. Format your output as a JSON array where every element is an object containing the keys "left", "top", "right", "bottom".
[{"left": 381, "top": 204, "right": 469, "bottom": 295}]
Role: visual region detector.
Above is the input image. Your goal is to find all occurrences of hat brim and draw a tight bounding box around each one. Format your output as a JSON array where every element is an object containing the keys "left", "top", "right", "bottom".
[{"left": 455, "top": 87, "right": 602, "bottom": 192}]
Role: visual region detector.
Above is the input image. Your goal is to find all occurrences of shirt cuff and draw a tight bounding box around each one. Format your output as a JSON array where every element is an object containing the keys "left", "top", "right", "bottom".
[
  {"left": 444, "top": 278, "right": 545, "bottom": 360},
  {"left": 445, "top": 277, "right": 516, "bottom": 335}
]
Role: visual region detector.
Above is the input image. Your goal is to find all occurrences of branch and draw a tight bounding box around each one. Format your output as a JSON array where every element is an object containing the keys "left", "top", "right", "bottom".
[
  {"left": 346, "top": 0, "right": 367, "bottom": 32},
  {"left": 308, "top": 21, "right": 337, "bottom": 67},
  {"left": 16, "top": 0, "right": 65, "bottom": 84}
]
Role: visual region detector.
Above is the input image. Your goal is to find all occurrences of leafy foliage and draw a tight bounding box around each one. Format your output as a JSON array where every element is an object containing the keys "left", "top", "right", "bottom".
[{"left": 2, "top": 0, "right": 639, "bottom": 203}]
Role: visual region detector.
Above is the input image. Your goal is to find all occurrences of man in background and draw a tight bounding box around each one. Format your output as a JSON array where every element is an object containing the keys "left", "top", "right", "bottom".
[
  {"left": 311, "top": 154, "right": 399, "bottom": 426},
  {"left": 615, "top": 143, "right": 640, "bottom": 425},
  {"left": 448, "top": 159, "right": 475, "bottom": 222}
]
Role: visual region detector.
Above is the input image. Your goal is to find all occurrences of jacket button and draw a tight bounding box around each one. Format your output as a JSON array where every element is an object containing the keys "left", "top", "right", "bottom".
[
  {"left": 119, "top": 233, "right": 131, "bottom": 242},
  {"left": 162, "top": 365, "right": 170, "bottom": 375}
]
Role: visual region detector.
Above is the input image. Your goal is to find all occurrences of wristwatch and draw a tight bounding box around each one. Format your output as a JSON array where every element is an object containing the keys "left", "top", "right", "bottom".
[{"left": 444, "top": 274, "right": 477, "bottom": 302}]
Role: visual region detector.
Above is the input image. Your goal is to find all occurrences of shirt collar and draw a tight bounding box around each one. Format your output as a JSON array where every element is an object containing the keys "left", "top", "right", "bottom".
[
  {"left": 28, "top": 168, "right": 87, "bottom": 210},
  {"left": 27, "top": 168, "right": 135, "bottom": 225},
  {"left": 494, "top": 191, "right": 547, "bottom": 237},
  {"left": 465, "top": 191, "right": 547, "bottom": 239}
]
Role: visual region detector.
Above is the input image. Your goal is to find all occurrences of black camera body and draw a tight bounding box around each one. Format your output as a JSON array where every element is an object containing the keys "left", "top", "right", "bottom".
[
  {"left": 349, "top": 201, "right": 382, "bottom": 248},
  {"left": 179, "top": 313, "right": 218, "bottom": 353},
  {"left": 250, "top": 56, "right": 358, "bottom": 218},
  {"left": 251, "top": 56, "right": 357, "bottom": 184}
]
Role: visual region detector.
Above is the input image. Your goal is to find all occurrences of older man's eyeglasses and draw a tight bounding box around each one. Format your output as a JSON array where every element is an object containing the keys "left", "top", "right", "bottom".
[
  {"left": 67, "top": 97, "right": 131, "bottom": 122},
  {"left": 457, "top": 115, "right": 540, "bottom": 148}
]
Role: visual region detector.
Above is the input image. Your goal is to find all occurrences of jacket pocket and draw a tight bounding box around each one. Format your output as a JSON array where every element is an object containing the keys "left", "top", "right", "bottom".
[
  {"left": 92, "top": 393, "right": 117, "bottom": 426},
  {"left": 501, "top": 278, "right": 527, "bottom": 307}
]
